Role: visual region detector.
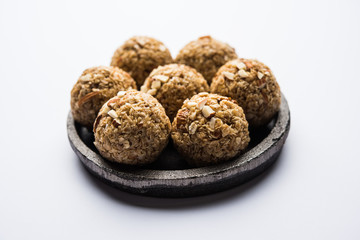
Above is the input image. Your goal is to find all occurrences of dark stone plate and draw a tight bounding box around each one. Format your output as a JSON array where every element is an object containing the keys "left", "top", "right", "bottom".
[{"left": 67, "top": 93, "right": 290, "bottom": 198}]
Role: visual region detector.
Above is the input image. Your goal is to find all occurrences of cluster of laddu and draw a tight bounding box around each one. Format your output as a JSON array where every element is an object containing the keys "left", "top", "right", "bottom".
[{"left": 70, "top": 35, "right": 281, "bottom": 167}]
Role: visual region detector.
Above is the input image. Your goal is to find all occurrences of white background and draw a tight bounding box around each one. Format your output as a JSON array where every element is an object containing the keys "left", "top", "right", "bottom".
[{"left": 1, "top": 0, "right": 359, "bottom": 239}]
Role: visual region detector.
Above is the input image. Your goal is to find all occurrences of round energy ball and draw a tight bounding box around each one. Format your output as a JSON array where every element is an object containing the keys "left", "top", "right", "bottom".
[
  {"left": 110, "top": 36, "right": 173, "bottom": 88},
  {"left": 93, "top": 90, "right": 171, "bottom": 165},
  {"left": 171, "top": 93, "right": 250, "bottom": 167},
  {"left": 210, "top": 58, "right": 281, "bottom": 127},
  {"left": 70, "top": 66, "right": 136, "bottom": 128},
  {"left": 175, "top": 36, "right": 237, "bottom": 84},
  {"left": 140, "top": 64, "right": 209, "bottom": 120}
]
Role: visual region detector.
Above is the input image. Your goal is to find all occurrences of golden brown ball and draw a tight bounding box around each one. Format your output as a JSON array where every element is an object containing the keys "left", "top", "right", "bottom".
[
  {"left": 211, "top": 58, "right": 281, "bottom": 127},
  {"left": 70, "top": 66, "right": 136, "bottom": 128},
  {"left": 175, "top": 36, "right": 237, "bottom": 84},
  {"left": 111, "top": 36, "right": 173, "bottom": 88}
]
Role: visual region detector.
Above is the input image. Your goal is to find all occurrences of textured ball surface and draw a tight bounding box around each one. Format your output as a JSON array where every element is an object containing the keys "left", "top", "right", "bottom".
[
  {"left": 140, "top": 64, "right": 209, "bottom": 120},
  {"left": 171, "top": 93, "right": 250, "bottom": 167},
  {"left": 211, "top": 58, "right": 281, "bottom": 127},
  {"left": 93, "top": 90, "right": 171, "bottom": 165},
  {"left": 111, "top": 36, "right": 173, "bottom": 88},
  {"left": 175, "top": 36, "right": 237, "bottom": 84},
  {"left": 70, "top": 66, "right": 136, "bottom": 128}
]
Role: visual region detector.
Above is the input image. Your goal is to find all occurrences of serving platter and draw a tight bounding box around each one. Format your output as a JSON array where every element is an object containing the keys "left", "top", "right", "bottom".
[{"left": 67, "top": 93, "right": 290, "bottom": 197}]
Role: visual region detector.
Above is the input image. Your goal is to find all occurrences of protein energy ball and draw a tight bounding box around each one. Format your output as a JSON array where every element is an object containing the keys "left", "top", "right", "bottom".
[
  {"left": 175, "top": 36, "right": 237, "bottom": 84},
  {"left": 70, "top": 66, "right": 136, "bottom": 128},
  {"left": 110, "top": 36, "right": 173, "bottom": 88},
  {"left": 171, "top": 93, "right": 250, "bottom": 167},
  {"left": 93, "top": 90, "right": 171, "bottom": 165},
  {"left": 140, "top": 64, "right": 209, "bottom": 120},
  {"left": 210, "top": 58, "right": 281, "bottom": 127}
]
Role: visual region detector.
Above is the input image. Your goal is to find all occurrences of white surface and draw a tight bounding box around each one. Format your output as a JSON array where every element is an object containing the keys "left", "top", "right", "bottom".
[{"left": 0, "top": 0, "right": 359, "bottom": 239}]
